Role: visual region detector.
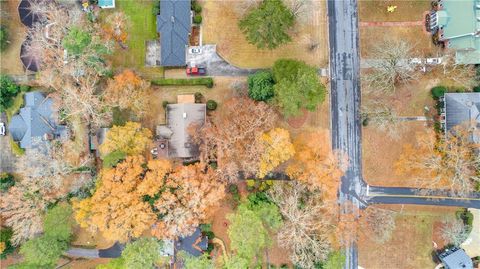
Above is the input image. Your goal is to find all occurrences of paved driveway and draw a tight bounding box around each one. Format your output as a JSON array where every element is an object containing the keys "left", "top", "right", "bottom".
[
  {"left": 0, "top": 113, "right": 17, "bottom": 173},
  {"left": 186, "top": 45, "right": 259, "bottom": 76}
]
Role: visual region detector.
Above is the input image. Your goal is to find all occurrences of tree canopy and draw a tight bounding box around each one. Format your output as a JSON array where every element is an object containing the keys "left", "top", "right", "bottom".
[
  {"left": 239, "top": 0, "right": 294, "bottom": 50},
  {"left": 247, "top": 71, "right": 275, "bottom": 101},
  {"left": 62, "top": 27, "right": 92, "bottom": 56},
  {"left": 0, "top": 26, "right": 8, "bottom": 52},
  {"left": 1, "top": 75, "right": 26, "bottom": 112},
  {"left": 257, "top": 128, "right": 295, "bottom": 177},
  {"left": 121, "top": 238, "right": 165, "bottom": 269},
  {"left": 286, "top": 130, "right": 345, "bottom": 201},
  {"left": 272, "top": 59, "right": 326, "bottom": 117},
  {"left": 227, "top": 197, "right": 282, "bottom": 267},
  {"left": 99, "top": 122, "right": 152, "bottom": 157}
]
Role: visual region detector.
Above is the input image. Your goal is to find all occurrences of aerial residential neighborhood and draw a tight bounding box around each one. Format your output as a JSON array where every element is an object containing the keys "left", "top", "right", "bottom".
[{"left": 0, "top": 0, "right": 479, "bottom": 268}]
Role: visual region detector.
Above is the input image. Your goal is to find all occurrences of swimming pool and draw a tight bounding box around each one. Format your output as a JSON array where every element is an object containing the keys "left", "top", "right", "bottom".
[{"left": 98, "top": 0, "right": 115, "bottom": 8}]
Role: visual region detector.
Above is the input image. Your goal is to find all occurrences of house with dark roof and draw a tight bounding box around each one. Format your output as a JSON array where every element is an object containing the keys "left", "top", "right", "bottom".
[
  {"left": 8, "top": 91, "right": 67, "bottom": 149},
  {"left": 156, "top": 0, "right": 191, "bottom": 66},
  {"left": 428, "top": 0, "right": 480, "bottom": 64},
  {"left": 156, "top": 95, "right": 206, "bottom": 159},
  {"left": 438, "top": 247, "right": 473, "bottom": 269},
  {"left": 443, "top": 93, "right": 480, "bottom": 143},
  {"left": 175, "top": 227, "right": 208, "bottom": 257}
]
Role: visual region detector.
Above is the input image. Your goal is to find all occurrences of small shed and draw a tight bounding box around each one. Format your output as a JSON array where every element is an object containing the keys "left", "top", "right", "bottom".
[{"left": 438, "top": 247, "right": 473, "bottom": 269}]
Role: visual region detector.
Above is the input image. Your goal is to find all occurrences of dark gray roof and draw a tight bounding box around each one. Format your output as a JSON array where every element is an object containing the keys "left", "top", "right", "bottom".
[
  {"left": 445, "top": 93, "right": 480, "bottom": 143},
  {"left": 8, "top": 92, "right": 63, "bottom": 149},
  {"left": 175, "top": 227, "right": 208, "bottom": 257},
  {"left": 163, "top": 103, "right": 205, "bottom": 158},
  {"left": 156, "top": 0, "right": 191, "bottom": 66},
  {"left": 439, "top": 247, "right": 473, "bottom": 269}
]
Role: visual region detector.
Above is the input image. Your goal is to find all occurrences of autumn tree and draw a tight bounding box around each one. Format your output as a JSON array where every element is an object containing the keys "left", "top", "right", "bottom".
[
  {"left": 268, "top": 182, "right": 335, "bottom": 268},
  {"left": 103, "top": 11, "right": 131, "bottom": 44},
  {"left": 363, "top": 39, "right": 417, "bottom": 93},
  {"left": 227, "top": 198, "right": 282, "bottom": 267},
  {"left": 103, "top": 70, "right": 151, "bottom": 117},
  {"left": 395, "top": 124, "right": 480, "bottom": 197},
  {"left": 99, "top": 121, "right": 152, "bottom": 157},
  {"left": 286, "top": 130, "right": 346, "bottom": 201},
  {"left": 72, "top": 156, "right": 167, "bottom": 242},
  {"left": 195, "top": 97, "right": 277, "bottom": 181},
  {"left": 151, "top": 163, "right": 225, "bottom": 240},
  {"left": 257, "top": 128, "right": 295, "bottom": 177},
  {"left": 359, "top": 207, "right": 396, "bottom": 243},
  {"left": 239, "top": 0, "right": 294, "bottom": 49},
  {"left": 440, "top": 217, "right": 470, "bottom": 246}
]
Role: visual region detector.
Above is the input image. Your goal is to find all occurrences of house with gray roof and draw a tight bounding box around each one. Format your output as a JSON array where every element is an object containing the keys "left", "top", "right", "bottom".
[
  {"left": 443, "top": 93, "right": 480, "bottom": 143},
  {"left": 156, "top": 0, "right": 191, "bottom": 66},
  {"left": 156, "top": 96, "right": 206, "bottom": 158},
  {"left": 438, "top": 247, "right": 473, "bottom": 269},
  {"left": 8, "top": 91, "right": 67, "bottom": 149}
]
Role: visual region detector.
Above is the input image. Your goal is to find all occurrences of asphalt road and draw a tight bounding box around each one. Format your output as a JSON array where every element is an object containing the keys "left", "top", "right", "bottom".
[{"left": 326, "top": 0, "right": 364, "bottom": 268}]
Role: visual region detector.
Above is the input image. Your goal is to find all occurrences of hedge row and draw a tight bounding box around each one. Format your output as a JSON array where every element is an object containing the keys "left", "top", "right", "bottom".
[{"left": 151, "top": 77, "right": 214, "bottom": 88}]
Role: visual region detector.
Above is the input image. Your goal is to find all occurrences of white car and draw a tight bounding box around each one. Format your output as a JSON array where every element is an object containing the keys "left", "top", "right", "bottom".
[
  {"left": 426, "top": 57, "right": 443, "bottom": 65},
  {"left": 189, "top": 47, "right": 202, "bottom": 54},
  {"left": 0, "top": 122, "right": 5, "bottom": 136},
  {"left": 409, "top": 58, "right": 423, "bottom": 65}
]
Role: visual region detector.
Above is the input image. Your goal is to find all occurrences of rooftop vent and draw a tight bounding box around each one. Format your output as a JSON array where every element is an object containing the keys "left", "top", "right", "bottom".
[
  {"left": 171, "top": 16, "right": 175, "bottom": 23},
  {"left": 183, "top": 112, "right": 187, "bottom": 119}
]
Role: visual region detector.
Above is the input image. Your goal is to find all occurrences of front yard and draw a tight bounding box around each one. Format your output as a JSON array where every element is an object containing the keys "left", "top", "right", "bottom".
[
  {"left": 0, "top": 0, "right": 28, "bottom": 75},
  {"left": 200, "top": 0, "right": 328, "bottom": 68},
  {"left": 358, "top": 205, "right": 458, "bottom": 269}
]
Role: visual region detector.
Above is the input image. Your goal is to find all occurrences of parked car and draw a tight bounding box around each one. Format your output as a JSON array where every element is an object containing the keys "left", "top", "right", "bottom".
[
  {"left": 189, "top": 47, "right": 202, "bottom": 54},
  {"left": 426, "top": 57, "right": 443, "bottom": 65},
  {"left": 409, "top": 58, "right": 423, "bottom": 65},
  {"left": 186, "top": 66, "right": 206, "bottom": 75},
  {"left": 0, "top": 122, "right": 5, "bottom": 136}
]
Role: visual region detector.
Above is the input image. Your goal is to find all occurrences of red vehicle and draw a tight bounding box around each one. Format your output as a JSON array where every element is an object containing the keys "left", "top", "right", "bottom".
[{"left": 186, "top": 66, "right": 206, "bottom": 76}]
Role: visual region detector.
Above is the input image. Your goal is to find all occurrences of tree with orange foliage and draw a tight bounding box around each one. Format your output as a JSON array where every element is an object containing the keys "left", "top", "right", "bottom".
[
  {"left": 72, "top": 156, "right": 171, "bottom": 242},
  {"left": 395, "top": 124, "right": 479, "bottom": 197},
  {"left": 151, "top": 163, "right": 225, "bottom": 240},
  {"left": 286, "top": 130, "right": 346, "bottom": 201},
  {"left": 103, "top": 12, "right": 131, "bottom": 44},
  {"left": 257, "top": 128, "right": 295, "bottom": 177},
  {"left": 99, "top": 122, "right": 152, "bottom": 157},
  {"left": 194, "top": 97, "right": 277, "bottom": 181},
  {"left": 103, "top": 70, "right": 150, "bottom": 117}
]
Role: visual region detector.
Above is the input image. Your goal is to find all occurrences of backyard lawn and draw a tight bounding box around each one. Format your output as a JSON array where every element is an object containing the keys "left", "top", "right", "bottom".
[
  {"left": 102, "top": 0, "right": 163, "bottom": 77},
  {"left": 0, "top": 0, "right": 27, "bottom": 75},
  {"left": 200, "top": 0, "right": 328, "bottom": 68},
  {"left": 358, "top": 205, "right": 458, "bottom": 269}
]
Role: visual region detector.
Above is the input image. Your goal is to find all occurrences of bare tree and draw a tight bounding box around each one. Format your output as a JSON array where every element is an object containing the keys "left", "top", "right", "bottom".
[
  {"left": 364, "top": 39, "right": 418, "bottom": 93},
  {"left": 440, "top": 217, "right": 470, "bottom": 246},
  {"left": 268, "top": 182, "right": 335, "bottom": 269},
  {"left": 359, "top": 207, "right": 396, "bottom": 243},
  {"left": 361, "top": 102, "right": 401, "bottom": 139},
  {"left": 438, "top": 50, "right": 477, "bottom": 89},
  {"left": 285, "top": 0, "right": 313, "bottom": 23},
  {"left": 395, "top": 123, "right": 480, "bottom": 197}
]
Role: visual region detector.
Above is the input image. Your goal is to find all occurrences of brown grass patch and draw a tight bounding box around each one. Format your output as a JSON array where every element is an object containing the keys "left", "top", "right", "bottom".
[
  {"left": 359, "top": 0, "right": 431, "bottom": 22},
  {"left": 200, "top": 0, "right": 328, "bottom": 68},
  {"left": 360, "top": 26, "right": 436, "bottom": 58},
  {"left": 358, "top": 204, "right": 458, "bottom": 269},
  {"left": 0, "top": 0, "right": 28, "bottom": 75}
]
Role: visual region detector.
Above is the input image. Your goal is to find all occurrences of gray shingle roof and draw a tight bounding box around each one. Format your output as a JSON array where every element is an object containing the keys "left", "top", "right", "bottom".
[
  {"left": 444, "top": 93, "right": 480, "bottom": 143},
  {"left": 8, "top": 92, "right": 62, "bottom": 149},
  {"left": 157, "top": 0, "right": 191, "bottom": 66},
  {"left": 439, "top": 247, "right": 473, "bottom": 269},
  {"left": 176, "top": 227, "right": 208, "bottom": 257},
  {"left": 162, "top": 103, "right": 206, "bottom": 158}
]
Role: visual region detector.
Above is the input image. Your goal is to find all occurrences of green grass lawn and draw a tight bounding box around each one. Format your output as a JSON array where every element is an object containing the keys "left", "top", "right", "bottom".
[{"left": 103, "top": 0, "right": 163, "bottom": 77}]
